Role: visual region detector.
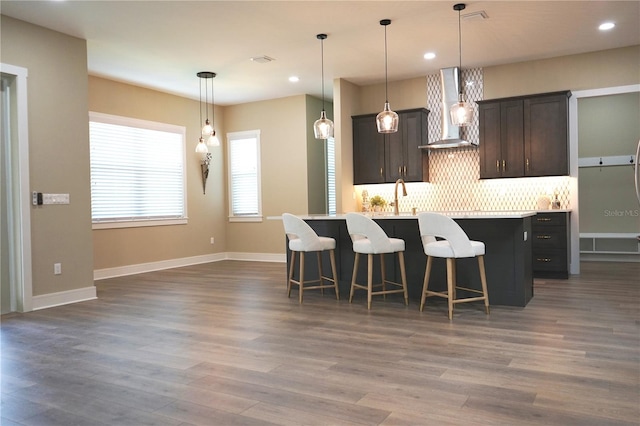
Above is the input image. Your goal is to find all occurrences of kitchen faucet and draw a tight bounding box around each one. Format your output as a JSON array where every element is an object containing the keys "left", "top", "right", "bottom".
[{"left": 392, "top": 178, "right": 407, "bottom": 216}]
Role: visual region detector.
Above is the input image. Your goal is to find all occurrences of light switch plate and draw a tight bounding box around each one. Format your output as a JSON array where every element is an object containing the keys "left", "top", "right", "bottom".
[{"left": 43, "top": 193, "right": 70, "bottom": 205}]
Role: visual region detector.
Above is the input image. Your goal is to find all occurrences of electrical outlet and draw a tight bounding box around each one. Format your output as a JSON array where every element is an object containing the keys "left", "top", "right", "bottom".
[
  {"left": 210, "top": 237, "right": 215, "bottom": 244},
  {"left": 54, "top": 263, "right": 62, "bottom": 275}
]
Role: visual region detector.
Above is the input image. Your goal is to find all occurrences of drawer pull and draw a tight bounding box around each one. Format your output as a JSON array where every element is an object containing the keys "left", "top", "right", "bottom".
[
  {"left": 536, "top": 258, "right": 552, "bottom": 262},
  {"left": 537, "top": 217, "right": 552, "bottom": 222},
  {"left": 536, "top": 235, "right": 552, "bottom": 239}
]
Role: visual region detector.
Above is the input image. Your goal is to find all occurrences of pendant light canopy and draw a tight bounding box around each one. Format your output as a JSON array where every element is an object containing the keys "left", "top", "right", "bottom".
[
  {"left": 195, "top": 71, "right": 219, "bottom": 156},
  {"left": 450, "top": 3, "right": 474, "bottom": 127},
  {"left": 313, "top": 33, "right": 334, "bottom": 140},
  {"left": 376, "top": 19, "right": 398, "bottom": 134}
]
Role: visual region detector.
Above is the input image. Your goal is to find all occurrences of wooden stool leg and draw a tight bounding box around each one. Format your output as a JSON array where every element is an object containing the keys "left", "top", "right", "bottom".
[
  {"left": 330, "top": 249, "right": 339, "bottom": 300},
  {"left": 288, "top": 251, "right": 296, "bottom": 297},
  {"left": 299, "top": 252, "right": 305, "bottom": 304},
  {"left": 451, "top": 259, "right": 457, "bottom": 300},
  {"left": 349, "top": 253, "right": 359, "bottom": 303},
  {"left": 446, "top": 258, "right": 455, "bottom": 320},
  {"left": 478, "top": 255, "right": 490, "bottom": 314},
  {"left": 420, "top": 256, "right": 433, "bottom": 311},
  {"left": 380, "top": 253, "right": 386, "bottom": 300},
  {"left": 317, "top": 252, "right": 324, "bottom": 295},
  {"left": 398, "top": 251, "right": 408, "bottom": 306},
  {"left": 367, "top": 254, "right": 374, "bottom": 310}
]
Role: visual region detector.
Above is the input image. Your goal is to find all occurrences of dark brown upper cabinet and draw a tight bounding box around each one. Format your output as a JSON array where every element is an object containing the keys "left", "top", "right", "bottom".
[
  {"left": 478, "top": 91, "right": 570, "bottom": 179},
  {"left": 353, "top": 108, "right": 429, "bottom": 184}
]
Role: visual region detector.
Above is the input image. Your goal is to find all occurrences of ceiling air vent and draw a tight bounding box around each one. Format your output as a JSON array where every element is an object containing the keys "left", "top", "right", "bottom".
[{"left": 250, "top": 55, "right": 275, "bottom": 64}]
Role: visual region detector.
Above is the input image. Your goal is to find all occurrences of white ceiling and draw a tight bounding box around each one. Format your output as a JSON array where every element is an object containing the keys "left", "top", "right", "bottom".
[{"left": 2, "top": 1, "right": 638, "bottom": 105}]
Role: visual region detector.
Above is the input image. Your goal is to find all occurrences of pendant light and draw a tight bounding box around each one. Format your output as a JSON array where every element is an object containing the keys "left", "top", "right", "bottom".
[
  {"left": 313, "top": 34, "right": 334, "bottom": 140},
  {"left": 450, "top": 3, "right": 474, "bottom": 127},
  {"left": 195, "top": 71, "right": 219, "bottom": 156},
  {"left": 376, "top": 19, "right": 398, "bottom": 134}
]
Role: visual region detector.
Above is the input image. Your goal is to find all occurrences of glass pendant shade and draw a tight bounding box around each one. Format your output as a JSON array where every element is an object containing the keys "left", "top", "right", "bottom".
[
  {"left": 314, "top": 110, "right": 334, "bottom": 139},
  {"left": 195, "top": 137, "right": 208, "bottom": 154},
  {"left": 376, "top": 102, "right": 399, "bottom": 133},
  {"left": 201, "top": 118, "right": 213, "bottom": 137},
  {"left": 207, "top": 131, "right": 220, "bottom": 147},
  {"left": 450, "top": 94, "right": 474, "bottom": 126}
]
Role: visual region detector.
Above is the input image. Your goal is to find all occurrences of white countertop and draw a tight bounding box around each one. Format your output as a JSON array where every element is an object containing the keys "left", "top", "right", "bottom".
[{"left": 269, "top": 210, "right": 543, "bottom": 220}]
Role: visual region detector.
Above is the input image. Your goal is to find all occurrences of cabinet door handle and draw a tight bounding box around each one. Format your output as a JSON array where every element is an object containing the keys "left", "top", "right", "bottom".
[
  {"left": 496, "top": 160, "right": 500, "bottom": 173},
  {"left": 380, "top": 167, "right": 383, "bottom": 177},
  {"left": 536, "top": 235, "right": 552, "bottom": 239},
  {"left": 403, "top": 166, "right": 406, "bottom": 176},
  {"left": 536, "top": 257, "right": 552, "bottom": 262},
  {"left": 537, "top": 217, "right": 552, "bottom": 222},
  {"left": 526, "top": 158, "right": 530, "bottom": 172},
  {"left": 502, "top": 160, "right": 506, "bottom": 172},
  {"left": 399, "top": 166, "right": 402, "bottom": 175}
]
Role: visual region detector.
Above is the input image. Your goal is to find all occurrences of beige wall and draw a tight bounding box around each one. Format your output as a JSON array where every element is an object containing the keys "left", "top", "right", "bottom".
[
  {"left": 483, "top": 46, "right": 639, "bottom": 99},
  {"left": 1, "top": 16, "right": 94, "bottom": 296},
  {"left": 334, "top": 78, "right": 361, "bottom": 213},
  {"left": 224, "top": 95, "right": 309, "bottom": 254},
  {"left": 357, "top": 77, "right": 427, "bottom": 115},
  {"left": 88, "top": 77, "right": 227, "bottom": 269},
  {"left": 305, "top": 95, "right": 334, "bottom": 214},
  {"left": 577, "top": 92, "right": 640, "bottom": 233}
]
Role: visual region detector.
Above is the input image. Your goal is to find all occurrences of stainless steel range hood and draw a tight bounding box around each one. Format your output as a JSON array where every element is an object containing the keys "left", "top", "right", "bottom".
[{"left": 419, "top": 67, "right": 478, "bottom": 149}]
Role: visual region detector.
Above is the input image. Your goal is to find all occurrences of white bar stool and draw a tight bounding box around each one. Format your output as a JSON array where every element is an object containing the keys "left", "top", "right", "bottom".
[
  {"left": 282, "top": 213, "right": 339, "bottom": 303},
  {"left": 417, "top": 212, "right": 490, "bottom": 320},
  {"left": 345, "top": 213, "right": 408, "bottom": 310}
]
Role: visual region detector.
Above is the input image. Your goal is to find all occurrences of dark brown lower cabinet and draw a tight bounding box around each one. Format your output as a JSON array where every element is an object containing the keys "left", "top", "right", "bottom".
[{"left": 532, "top": 212, "right": 570, "bottom": 279}]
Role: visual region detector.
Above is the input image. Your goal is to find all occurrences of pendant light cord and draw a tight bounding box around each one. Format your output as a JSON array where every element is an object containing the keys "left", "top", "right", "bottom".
[
  {"left": 211, "top": 78, "right": 215, "bottom": 125},
  {"left": 384, "top": 23, "right": 389, "bottom": 103},
  {"left": 199, "top": 77, "right": 203, "bottom": 127},
  {"left": 457, "top": 5, "right": 463, "bottom": 97},
  {"left": 321, "top": 37, "right": 326, "bottom": 111},
  {"left": 204, "top": 77, "right": 209, "bottom": 121}
]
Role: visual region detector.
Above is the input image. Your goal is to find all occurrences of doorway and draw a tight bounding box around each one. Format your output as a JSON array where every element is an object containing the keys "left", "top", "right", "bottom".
[{"left": 1, "top": 64, "right": 33, "bottom": 314}]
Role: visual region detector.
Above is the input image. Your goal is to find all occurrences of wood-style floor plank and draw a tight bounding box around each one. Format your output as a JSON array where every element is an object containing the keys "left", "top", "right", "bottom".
[{"left": 1, "top": 260, "right": 639, "bottom": 425}]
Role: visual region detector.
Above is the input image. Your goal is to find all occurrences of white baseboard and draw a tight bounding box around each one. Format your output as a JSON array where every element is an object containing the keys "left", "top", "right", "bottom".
[
  {"left": 32, "top": 286, "right": 97, "bottom": 311},
  {"left": 94, "top": 253, "right": 227, "bottom": 280},
  {"left": 226, "top": 252, "right": 286, "bottom": 263},
  {"left": 94, "top": 252, "right": 285, "bottom": 281},
  {"left": 580, "top": 253, "right": 640, "bottom": 263}
]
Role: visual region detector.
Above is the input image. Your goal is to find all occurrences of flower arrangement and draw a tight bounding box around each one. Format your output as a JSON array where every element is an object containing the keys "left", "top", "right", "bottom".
[{"left": 369, "top": 195, "right": 387, "bottom": 209}]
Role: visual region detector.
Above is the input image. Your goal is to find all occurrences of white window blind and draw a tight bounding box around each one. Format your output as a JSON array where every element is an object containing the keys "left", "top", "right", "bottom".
[
  {"left": 326, "top": 137, "right": 337, "bottom": 215},
  {"left": 227, "top": 130, "right": 262, "bottom": 221},
  {"left": 89, "top": 112, "right": 187, "bottom": 228}
]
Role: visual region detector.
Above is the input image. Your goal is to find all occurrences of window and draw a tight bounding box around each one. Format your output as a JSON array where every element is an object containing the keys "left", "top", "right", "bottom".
[
  {"left": 326, "top": 137, "right": 337, "bottom": 215},
  {"left": 89, "top": 112, "right": 187, "bottom": 229},
  {"left": 227, "top": 130, "right": 262, "bottom": 221}
]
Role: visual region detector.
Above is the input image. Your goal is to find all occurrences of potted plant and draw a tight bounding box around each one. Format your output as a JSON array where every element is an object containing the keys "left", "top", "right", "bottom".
[{"left": 369, "top": 195, "right": 387, "bottom": 213}]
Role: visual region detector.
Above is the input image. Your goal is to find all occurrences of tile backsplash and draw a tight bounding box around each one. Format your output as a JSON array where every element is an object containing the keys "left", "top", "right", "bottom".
[{"left": 355, "top": 68, "right": 573, "bottom": 213}]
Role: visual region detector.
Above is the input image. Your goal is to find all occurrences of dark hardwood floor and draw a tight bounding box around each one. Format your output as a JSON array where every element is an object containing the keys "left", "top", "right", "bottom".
[{"left": 1, "top": 260, "right": 638, "bottom": 425}]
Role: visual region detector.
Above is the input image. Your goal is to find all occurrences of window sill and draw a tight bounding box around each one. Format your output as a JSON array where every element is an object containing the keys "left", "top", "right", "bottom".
[{"left": 228, "top": 216, "right": 263, "bottom": 223}]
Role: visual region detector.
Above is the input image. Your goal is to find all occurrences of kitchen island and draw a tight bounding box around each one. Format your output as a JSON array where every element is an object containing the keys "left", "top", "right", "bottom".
[{"left": 283, "top": 212, "right": 535, "bottom": 307}]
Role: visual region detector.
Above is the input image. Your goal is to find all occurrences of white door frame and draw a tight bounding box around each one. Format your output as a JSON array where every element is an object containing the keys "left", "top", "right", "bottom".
[
  {"left": 1, "top": 63, "right": 33, "bottom": 312},
  {"left": 568, "top": 83, "right": 640, "bottom": 273}
]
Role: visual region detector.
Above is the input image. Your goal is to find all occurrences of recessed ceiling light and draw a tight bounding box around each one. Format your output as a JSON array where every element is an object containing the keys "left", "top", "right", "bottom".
[
  {"left": 423, "top": 52, "right": 436, "bottom": 60},
  {"left": 288, "top": 76, "right": 299, "bottom": 83},
  {"left": 599, "top": 22, "right": 615, "bottom": 31}
]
